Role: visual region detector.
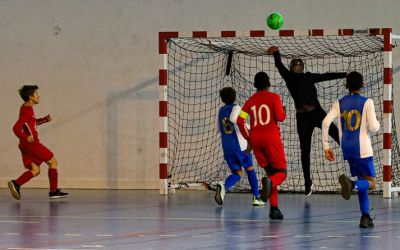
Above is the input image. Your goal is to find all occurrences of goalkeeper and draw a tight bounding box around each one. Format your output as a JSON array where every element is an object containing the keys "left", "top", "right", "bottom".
[{"left": 267, "top": 46, "right": 347, "bottom": 195}]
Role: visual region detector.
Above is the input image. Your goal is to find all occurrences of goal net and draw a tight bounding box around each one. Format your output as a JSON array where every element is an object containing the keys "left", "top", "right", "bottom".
[{"left": 166, "top": 34, "right": 399, "bottom": 193}]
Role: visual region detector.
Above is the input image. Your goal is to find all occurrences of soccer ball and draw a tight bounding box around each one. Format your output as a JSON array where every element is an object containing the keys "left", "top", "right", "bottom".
[{"left": 266, "top": 12, "right": 284, "bottom": 30}]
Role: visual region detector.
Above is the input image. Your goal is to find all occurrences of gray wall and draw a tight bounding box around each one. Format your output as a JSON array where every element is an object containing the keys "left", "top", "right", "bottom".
[{"left": 0, "top": 0, "right": 399, "bottom": 189}]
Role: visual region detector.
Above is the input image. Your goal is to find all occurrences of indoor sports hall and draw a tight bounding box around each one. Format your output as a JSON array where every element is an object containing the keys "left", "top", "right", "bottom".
[{"left": 1, "top": 1, "right": 400, "bottom": 249}]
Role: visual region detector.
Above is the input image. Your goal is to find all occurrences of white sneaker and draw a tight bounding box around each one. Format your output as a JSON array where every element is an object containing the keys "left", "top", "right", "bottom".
[
  {"left": 252, "top": 196, "right": 265, "bottom": 206},
  {"left": 215, "top": 181, "right": 225, "bottom": 205}
]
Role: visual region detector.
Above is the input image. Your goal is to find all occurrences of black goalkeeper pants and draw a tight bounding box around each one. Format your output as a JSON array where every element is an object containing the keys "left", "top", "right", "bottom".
[{"left": 296, "top": 108, "right": 340, "bottom": 186}]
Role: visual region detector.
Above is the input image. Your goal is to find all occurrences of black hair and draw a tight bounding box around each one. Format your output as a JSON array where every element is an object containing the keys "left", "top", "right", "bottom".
[
  {"left": 254, "top": 71, "right": 270, "bottom": 90},
  {"left": 219, "top": 87, "right": 236, "bottom": 104},
  {"left": 346, "top": 71, "right": 364, "bottom": 92},
  {"left": 18, "top": 85, "right": 39, "bottom": 102},
  {"left": 290, "top": 58, "right": 304, "bottom": 67}
]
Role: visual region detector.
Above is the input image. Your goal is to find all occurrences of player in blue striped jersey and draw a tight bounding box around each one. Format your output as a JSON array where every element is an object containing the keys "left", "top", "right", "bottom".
[
  {"left": 215, "top": 87, "right": 264, "bottom": 206},
  {"left": 322, "top": 71, "right": 380, "bottom": 228}
]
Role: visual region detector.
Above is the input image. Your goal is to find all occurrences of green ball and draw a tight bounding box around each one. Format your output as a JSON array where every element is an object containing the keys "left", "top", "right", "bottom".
[{"left": 266, "top": 12, "right": 284, "bottom": 30}]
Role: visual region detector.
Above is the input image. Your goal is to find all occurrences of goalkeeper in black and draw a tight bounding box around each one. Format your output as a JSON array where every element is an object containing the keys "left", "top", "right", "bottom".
[{"left": 267, "top": 46, "right": 347, "bottom": 195}]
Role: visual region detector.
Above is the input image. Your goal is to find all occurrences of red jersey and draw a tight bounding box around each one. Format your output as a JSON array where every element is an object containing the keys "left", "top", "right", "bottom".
[
  {"left": 13, "top": 105, "right": 49, "bottom": 143},
  {"left": 237, "top": 90, "right": 286, "bottom": 140}
]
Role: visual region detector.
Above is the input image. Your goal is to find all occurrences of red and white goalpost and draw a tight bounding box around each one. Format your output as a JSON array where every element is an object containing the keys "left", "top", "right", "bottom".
[{"left": 159, "top": 28, "right": 399, "bottom": 198}]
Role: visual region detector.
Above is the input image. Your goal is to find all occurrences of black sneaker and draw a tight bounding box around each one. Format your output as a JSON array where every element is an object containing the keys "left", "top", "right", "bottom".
[
  {"left": 359, "top": 214, "right": 374, "bottom": 228},
  {"left": 339, "top": 174, "right": 353, "bottom": 200},
  {"left": 305, "top": 183, "right": 313, "bottom": 196},
  {"left": 49, "top": 189, "right": 69, "bottom": 199},
  {"left": 8, "top": 180, "right": 21, "bottom": 200},
  {"left": 269, "top": 206, "right": 283, "bottom": 220},
  {"left": 260, "top": 177, "right": 272, "bottom": 202}
]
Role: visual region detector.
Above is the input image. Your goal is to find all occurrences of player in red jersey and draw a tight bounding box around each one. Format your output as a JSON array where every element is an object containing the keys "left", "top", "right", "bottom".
[
  {"left": 8, "top": 85, "right": 68, "bottom": 200},
  {"left": 237, "top": 72, "right": 287, "bottom": 219}
]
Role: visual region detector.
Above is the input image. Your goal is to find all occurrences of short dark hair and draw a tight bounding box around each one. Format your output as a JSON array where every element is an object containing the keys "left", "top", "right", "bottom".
[
  {"left": 254, "top": 71, "right": 270, "bottom": 90},
  {"left": 19, "top": 85, "right": 38, "bottom": 102},
  {"left": 219, "top": 87, "right": 236, "bottom": 104},
  {"left": 346, "top": 71, "right": 363, "bottom": 92},
  {"left": 290, "top": 59, "right": 304, "bottom": 67}
]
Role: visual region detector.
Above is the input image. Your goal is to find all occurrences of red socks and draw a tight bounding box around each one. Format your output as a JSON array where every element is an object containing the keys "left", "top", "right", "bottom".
[
  {"left": 15, "top": 171, "right": 34, "bottom": 186},
  {"left": 268, "top": 172, "right": 287, "bottom": 207},
  {"left": 48, "top": 168, "right": 58, "bottom": 192}
]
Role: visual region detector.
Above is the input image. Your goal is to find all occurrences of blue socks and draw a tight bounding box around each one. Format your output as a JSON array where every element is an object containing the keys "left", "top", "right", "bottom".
[
  {"left": 225, "top": 174, "right": 241, "bottom": 190},
  {"left": 358, "top": 189, "right": 370, "bottom": 215},
  {"left": 355, "top": 179, "right": 370, "bottom": 215},
  {"left": 355, "top": 179, "right": 370, "bottom": 192},
  {"left": 246, "top": 169, "right": 260, "bottom": 198}
]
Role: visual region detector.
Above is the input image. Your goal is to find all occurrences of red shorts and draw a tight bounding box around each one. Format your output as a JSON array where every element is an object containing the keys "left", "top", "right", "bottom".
[
  {"left": 18, "top": 141, "right": 54, "bottom": 168},
  {"left": 250, "top": 132, "right": 287, "bottom": 169}
]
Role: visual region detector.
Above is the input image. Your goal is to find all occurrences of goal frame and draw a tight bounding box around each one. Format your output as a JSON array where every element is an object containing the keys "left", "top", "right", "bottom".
[{"left": 158, "top": 28, "right": 396, "bottom": 198}]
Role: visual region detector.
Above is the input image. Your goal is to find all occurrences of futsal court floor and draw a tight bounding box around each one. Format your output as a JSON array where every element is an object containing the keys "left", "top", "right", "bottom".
[{"left": 1, "top": 189, "right": 400, "bottom": 249}]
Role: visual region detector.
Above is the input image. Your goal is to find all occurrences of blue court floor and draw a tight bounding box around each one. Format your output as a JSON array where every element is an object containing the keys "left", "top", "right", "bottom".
[{"left": 1, "top": 189, "right": 400, "bottom": 249}]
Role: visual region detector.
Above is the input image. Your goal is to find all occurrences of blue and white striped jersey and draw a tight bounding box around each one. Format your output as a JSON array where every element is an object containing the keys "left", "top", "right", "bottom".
[
  {"left": 217, "top": 104, "right": 248, "bottom": 155},
  {"left": 322, "top": 94, "right": 380, "bottom": 160}
]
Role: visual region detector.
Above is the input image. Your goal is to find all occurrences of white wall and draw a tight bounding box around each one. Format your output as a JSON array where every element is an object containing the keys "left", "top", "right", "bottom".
[{"left": 0, "top": 0, "right": 399, "bottom": 189}]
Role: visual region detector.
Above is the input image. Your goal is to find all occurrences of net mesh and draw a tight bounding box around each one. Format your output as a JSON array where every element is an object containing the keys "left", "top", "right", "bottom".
[{"left": 166, "top": 35, "right": 399, "bottom": 193}]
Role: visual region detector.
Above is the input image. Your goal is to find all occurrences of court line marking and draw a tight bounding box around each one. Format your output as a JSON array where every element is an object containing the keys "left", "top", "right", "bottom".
[
  {"left": 5, "top": 233, "right": 20, "bottom": 235},
  {"left": 8, "top": 248, "right": 74, "bottom": 250},
  {"left": 0, "top": 215, "right": 399, "bottom": 224},
  {"left": 192, "top": 235, "right": 211, "bottom": 238},
  {"left": 81, "top": 246, "right": 104, "bottom": 248},
  {"left": 34, "top": 233, "right": 50, "bottom": 236},
  {"left": 362, "top": 235, "right": 381, "bottom": 238},
  {"left": 96, "top": 234, "right": 113, "bottom": 237},
  {"left": 328, "top": 235, "right": 346, "bottom": 238},
  {"left": 160, "top": 234, "right": 177, "bottom": 237},
  {"left": 260, "top": 235, "right": 280, "bottom": 238},
  {"left": 294, "top": 235, "right": 311, "bottom": 238},
  {"left": 0, "top": 220, "right": 38, "bottom": 224},
  {"left": 64, "top": 233, "right": 82, "bottom": 236}
]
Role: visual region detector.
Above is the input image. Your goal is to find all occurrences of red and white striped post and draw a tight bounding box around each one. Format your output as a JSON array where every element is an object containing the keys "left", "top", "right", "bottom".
[
  {"left": 159, "top": 32, "right": 178, "bottom": 194},
  {"left": 159, "top": 28, "right": 396, "bottom": 197},
  {"left": 383, "top": 28, "right": 396, "bottom": 198}
]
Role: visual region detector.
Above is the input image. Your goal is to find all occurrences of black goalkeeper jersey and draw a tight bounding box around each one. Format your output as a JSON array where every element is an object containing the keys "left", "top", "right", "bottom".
[{"left": 273, "top": 50, "right": 347, "bottom": 110}]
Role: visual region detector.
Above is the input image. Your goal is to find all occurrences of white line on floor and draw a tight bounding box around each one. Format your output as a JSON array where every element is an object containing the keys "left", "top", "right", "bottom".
[
  {"left": 160, "top": 234, "right": 177, "bottom": 237},
  {"left": 34, "top": 233, "right": 50, "bottom": 236},
  {"left": 64, "top": 233, "right": 82, "bottom": 236},
  {"left": 5, "top": 233, "right": 20, "bottom": 235},
  {"left": 260, "top": 235, "right": 280, "bottom": 238},
  {"left": 0, "top": 221, "right": 38, "bottom": 224},
  {"left": 192, "top": 235, "right": 211, "bottom": 237},
  {"left": 328, "top": 235, "right": 346, "bottom": 238},
  {"left": 294, "top": 235, "right": 311, "bottom": 238},
  {"left": 8, "top": 248, "right": 74, "bottom": 250},
  {"left": 362, "top": 235, "right": 381, "bottom": 238},
  {"left": 96, "top": 234, "right": 113, "bottom": 237}
]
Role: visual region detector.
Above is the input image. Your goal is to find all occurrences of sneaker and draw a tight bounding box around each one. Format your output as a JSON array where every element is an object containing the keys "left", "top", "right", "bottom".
[
  {"left": 8, "top": 180, "right": 21, "bottom": 200},
  {"left": 269, "top": 206, "right": 284, "bottom": 220},
  {"left": 260, "top": 177, "right": 272, "bottom": 202},
  {"left": 305, "top": 183, "right": 313, "bottom": 196},
  {"left": 359, "top": 214, "right": 374, "bottom": 228},
  {"left": 339, "top": 174, "right": 353, "bottom": 200},
  {"left": 49, "top": 189, "right": 69, "bottom": 199},
  {"left": 252, "top": 196, "right": 265, "bottom": 206},
  {"left": 214, "top": 181, "right": 225, "bottom": 205}
]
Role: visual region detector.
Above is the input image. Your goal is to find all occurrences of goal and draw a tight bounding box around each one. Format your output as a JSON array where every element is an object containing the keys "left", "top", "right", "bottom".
[{"left": 159, "top": 28, "right": 399, "bottom": 198}]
